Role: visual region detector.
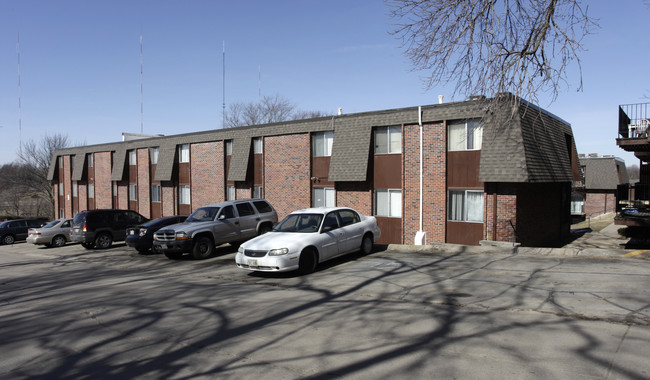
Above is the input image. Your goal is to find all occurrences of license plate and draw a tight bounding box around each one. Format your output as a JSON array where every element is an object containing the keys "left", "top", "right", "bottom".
[
  {"left": 248, "top": 259, "right": 258, "bottom": 267},
  {"left": 160, "top": 244, "right": 167, "bottom": 250},
  {"left": 129, "top": 230, "right": 135, "bottom": 235}
]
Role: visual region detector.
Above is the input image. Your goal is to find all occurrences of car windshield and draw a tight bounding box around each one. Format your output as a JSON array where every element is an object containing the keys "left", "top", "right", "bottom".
[
  {"left": 187, "top": 207, "right": 220, "bottom": 222},
  {"left": 0, "top": 221, "right": 7, "bottom": 228},
  {"left": 273, "top": 213, "right": 323, "bottom": 233},
  {"left": 41, "top": 220, "right": 59, "bottom": 229}
]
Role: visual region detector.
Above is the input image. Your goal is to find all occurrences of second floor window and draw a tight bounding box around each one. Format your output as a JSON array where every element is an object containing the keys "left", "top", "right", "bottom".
[
  {"left": 448, "top": 119, "right": 483, "bottom": 151},
  {"left": 374, "top": 126, "right": 401, "bottom": 154},
  {"left": 179, "top": 185, "right": 191, "bottom": 205},
  {"left": 179, "top": 144, "right": 190, "bottom": 163},
  {"left": 312, "top": 131, "right": 334, "bottom": 157},
  {"left": 88, "top": 153, "right": 94, "bottom": 167},
  {"left": 150, "top": 147, "right": 159, "bottom": 164},
  {"left": 225, "top": 140, "right": 233, "bottom": 156},
  {"left": 129, "top": 150, "right": 137, "bottom": 165},
  {"left": 253, "top": 137, "right": 263, "bottom": 154}
]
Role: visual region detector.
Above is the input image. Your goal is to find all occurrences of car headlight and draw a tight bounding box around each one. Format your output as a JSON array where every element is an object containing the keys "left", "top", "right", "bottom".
[
  {"left": 268, "top": 248, "right": 289, "bottom": 256},
  {"left": 175, "top": 231, "right": 189, "bottom": 240},
  {"left": 237, "top": 246, "right": 244, "bottom": 254}
]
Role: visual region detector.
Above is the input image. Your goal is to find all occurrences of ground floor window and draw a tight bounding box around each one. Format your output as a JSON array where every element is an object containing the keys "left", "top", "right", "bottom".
[
  {"left": 226, "top": 185, "right": 235, "bottom": 201},
  {"left": 129, "top": 184, "right": 138, "bottom": 201},
  {"left": 374, "top": 189, "right": 402, "bottom": 217},
  {"left": 313, "top": 187, "right": 335, "bottom": 208},
  {"left": 179, "top": 185, "right": 191, "bottom": 205},
  {"left": 88, "top": 183, "right": 95, "bottom": 199},
  {"left": 151, "top": 184, "right": 161, "bottom": 202},
  {"left": 448, "top": 190, "right": 484, "bottom": 222},
  {"left": 570, "top": 194, "right": 584, "bottom": 214},
  {"left": 253, "top": 185, "right": 263, "bottom": 199}
]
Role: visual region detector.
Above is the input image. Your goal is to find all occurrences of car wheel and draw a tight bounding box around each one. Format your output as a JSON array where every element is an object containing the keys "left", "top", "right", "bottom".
[
  {"left": 192, "top": 236, "right": 214, "bottom": 259},
  {"left": 360, "top": 233, "right": 373, "bottom": 255},
  {"left": 165, "top": 252, "right": 183, "bottom": 260},
  {"left": 52, "top": 235, "right": 67, "bottom": 248},
  {"left": 2, "top": 234, "right": 15, "bottom": 245},
  {"left": 94, "top": 233, "right": 113, "bottom": 249},
  {"left": 258, "top": 224, "right": 272, "bottom": 235},
  {"left": 81, "top": 242, "right": 95, "bottom": 249},
  {"left": 298, "top": 248, "right": 318, "bottom": 275}
]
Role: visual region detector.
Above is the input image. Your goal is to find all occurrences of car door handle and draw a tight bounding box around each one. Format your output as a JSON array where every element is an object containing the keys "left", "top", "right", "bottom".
[{"left": 235, "top": 221, "right": 239, "bottom": 225}]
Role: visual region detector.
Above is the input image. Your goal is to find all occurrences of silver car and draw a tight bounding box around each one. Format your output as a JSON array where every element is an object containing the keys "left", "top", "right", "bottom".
[{"left": 26, "top": 218, "right": 72, "bottom": 247}]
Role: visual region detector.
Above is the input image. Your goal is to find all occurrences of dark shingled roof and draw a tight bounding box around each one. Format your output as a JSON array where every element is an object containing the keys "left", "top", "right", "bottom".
[
  {"left": 580, "top": 156, "right": 629, "bottom": 190},
  {"left": 48, "top": 94, "right": 578, "bottom": 185}
]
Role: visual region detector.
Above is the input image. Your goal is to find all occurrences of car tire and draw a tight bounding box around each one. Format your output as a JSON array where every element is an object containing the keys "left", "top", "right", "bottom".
[
  {"left": 360, "top": 233, "right": 373, "bottom": 255},
  {"left": 52, "top": 235, "right": 67, "bottom": 248},
  {"left": 164, "top": 252, "right": 183, "bottom": 260},
  {"left": 192, "top": 236, "right": 214, "bottom": 259},
  {"left": 2, "top": 234, "right": 15, "bottom": 245},
  {"left": 298, "top": 248, "right": 318, "bottom": 275},
  {"left": 94, "top": 233, "right": 113, "bottom": 249},
  {"left": 81, "top": 242, "right": 95, "bottom": 249}
]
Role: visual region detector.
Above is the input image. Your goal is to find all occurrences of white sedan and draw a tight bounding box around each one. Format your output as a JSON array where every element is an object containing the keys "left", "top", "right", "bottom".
[{"left": 235, "top": 207, "right": 381, "bottom": 274}]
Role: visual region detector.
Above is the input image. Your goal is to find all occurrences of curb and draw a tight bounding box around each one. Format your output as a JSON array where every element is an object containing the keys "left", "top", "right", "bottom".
[{"left": 385, "top": 243, "right": 632, "bottom": 257}]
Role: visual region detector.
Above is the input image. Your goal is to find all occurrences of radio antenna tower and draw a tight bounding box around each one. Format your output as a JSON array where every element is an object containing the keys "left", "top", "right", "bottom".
[
  {"left": 222, "top": 40, "right": 226, "bottom": 128},
  {"left": 140, "top": 31, "right": 144, "bottom": 133},
  {"left": 17, "top": 32, "right": 22, "bottom": 153}
]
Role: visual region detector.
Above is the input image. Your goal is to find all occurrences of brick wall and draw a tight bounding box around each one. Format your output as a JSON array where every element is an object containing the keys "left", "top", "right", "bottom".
[
  {"left": 585, "top": 192, "right": 616, "bottom": 217},
  {"left": 137, "top": 148, "right": 150, "bottom": 217},
  {"left": 191, "top": 142, "right": 224, "bottom": 207},
  {"left": 265, "top": 134, "right": 310, "bottom": 219},
  {"left": 162, "top": 183, "right": 175, "bottom": 216},
  {"left": 403, "top": 122, "right": 447, "bottom": 244},
  {"left": 336, "top": 182, "right": 372, "bottom": 215},
  {"left": 485, "top": 184, "right": 517, "bottom": 243},
  {"left": 95, "top": 152, "right": 112, "bottom": 209},
  {"left": 62, "top": 156, "right": 72, "bottom": 217}
]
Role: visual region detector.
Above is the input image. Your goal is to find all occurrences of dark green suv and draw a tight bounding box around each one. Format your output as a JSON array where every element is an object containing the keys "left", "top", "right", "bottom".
[{"left": 70, "top": 209, "right": 148, "bottom": 249}]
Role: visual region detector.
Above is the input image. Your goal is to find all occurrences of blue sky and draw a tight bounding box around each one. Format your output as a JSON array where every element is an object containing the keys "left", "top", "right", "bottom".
[{"left": 0, "top": 1, "right": 648, "bottom": 166}]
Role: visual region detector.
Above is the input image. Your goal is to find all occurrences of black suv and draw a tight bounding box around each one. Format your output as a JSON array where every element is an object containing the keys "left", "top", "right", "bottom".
[
  {"left": 70, "top": 209, "right": 148, "bottom": 249},
  {"left": 0, "top": 219, "right": 45, "bottom": 245}
]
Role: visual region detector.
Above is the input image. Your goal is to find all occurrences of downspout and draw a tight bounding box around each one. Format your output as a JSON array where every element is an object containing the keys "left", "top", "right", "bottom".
[{"left": 414, "top": 106, "right": 427, "bottom": 245}]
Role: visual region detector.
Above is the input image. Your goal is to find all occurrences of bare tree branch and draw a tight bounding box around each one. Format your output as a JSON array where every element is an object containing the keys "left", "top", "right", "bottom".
[{"left": 224, "top": 94, "right": 330, "bottom": 128}]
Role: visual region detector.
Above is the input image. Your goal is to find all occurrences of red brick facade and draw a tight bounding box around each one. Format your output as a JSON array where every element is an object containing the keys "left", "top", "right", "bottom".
[
  {"left": 585, "top": 192, "right": 616, "bottom": 218},
  {"left": 191, "top": 142, "right": 225, "bottom": 208}
]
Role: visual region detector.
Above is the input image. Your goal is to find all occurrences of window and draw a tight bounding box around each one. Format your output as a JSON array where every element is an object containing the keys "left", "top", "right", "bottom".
[
  {"left": 312, "top": 131, "right": 334, "bottom": 157},
  {"left": 151, "top": 184, "right": 161, "bottom": 202},
  {"left": 179, "top": 144, "right": 190, "bottom": 163},
  {"left": 338, "top": 209, "right": 360, "bottom": 226},
  {"left": 374, "top": 189, "right": 402, "bottom": 217},
  {"left": 113, "top": 183, "right": 118, "bottom": 196},
  {"left": 150, "top": 147, "right": 159, "bottom": 164},
  {"left": 59, "top": 209, "right": 65, "bottom": 219},
  {"left": 179, "top": 185, "right": 190, "bottom": 205},
  {"left": 448, "top": 190, "right": 484, "bottom": 222},
  {"left": 58, "top": 182, "right": 64, "bottom": 195},
  {"left": 448, "top": 119, "right": 483, "bottom": 151},
  {"left": 313, "top": 187, "right": 335, "bottom": 208},
  {"left": 88, "top": 183, "right": 95, "bottom": 198},
  {"left": 227, "top": 185, "right": 235, "bottom": 201},
  {"left": 253, "top": 200, "right": 273, "bottom": 213},
  {"left": 129, "top": 150, "right": 137, "bottom": 165},
  {"left": 88, "top": 153, "right": 94, "bottom": 167},
  {"left": 374, "top": 126, "right": 402, "bottom": 154},
  {"left": 58, "top": 156, "right": 63, "bottom": 167},
  {"left": 70, "top": 155, "right": 75, "bottom": 169},
  {"left": 73, "top": 182, "right": 78, "bottom": 197},
  {"left": 571, "top": 194, "right": 584, "bottom": 214},
  {"left": 236, "top": 202, "right": 255, "bottom": 216},
  {"left": 129, "top": 184, "right": 137, "bottom": 201},
  {"left": 225, "top": 140, "right": 233, "bottom": 156},
  {"left": 253, "top": 137, "right": 263, "bottom": 154},
  {"left": 253, "top": 186, "right": 263, "bottom": 199}
]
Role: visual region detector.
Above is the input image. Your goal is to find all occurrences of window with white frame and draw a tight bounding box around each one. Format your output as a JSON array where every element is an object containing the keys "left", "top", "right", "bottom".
[
  {"left": 59, "top": 156, "right": 63, "bottom": 167},
  {"left": 150, "top": 147, "right": 159, "bottom": 164},
  {"left": 88, "top": 153, "right": 94, "bottom": 167},
  {"left": 58, "top": 182, "right": 64, "bottom": 196},
  {"left": 313, "top": 187, "right": 335, "bottom": 208},
  {"left": 374, "top": 189, "right": 402, "bottom": 217},
  {"left": 225, "top": 140, "right": 233, "bottom": 156},
  {"left": 447, "top": 190, "right": 484, "bottom": 222},
  {"left": 253, "top": 137, "right": 263, "bottom": 154},
  {"left": 312, "top": 131, "right": 334, "bottom": 157},
  {"left": 179, "top": 144, "right": 190, "bottom": 163},
  {"left": 570, "top": 194, "right": 584, "bottom": 214},
  {"left": 448, "top": 119, "right": 483, "bottom": 151},
  {"left": 88, "top": 183, "right": 95, "bottom": 198},
  {"left": 253, "top": 186, "right": 263, "bottom": 199},
  {"left": 129, "top": 150, "right": 137, "bottom": 165},
  {"left": 227, "top": 185, "right": 235, "bottom": 201},
  {"left": 374, "top": 126, "right": 402, "bottom": 154},
  {"left": 179, "top": 185, "right": 191, "bottom": 205},
  {"left": 129, "top": 184, "right": 138, "bottom": 201},
  {"left": 59, "top": 209, "right": 65, "bottom": 219},
  {"left": 72, "top": 182, "right": 78, "bottom": 197},
  {"left": 113, "top": 183, "right": 118, "bottom": 196},
  {"left": 151, "top": 184, "right": 161, "bottom": 202}
]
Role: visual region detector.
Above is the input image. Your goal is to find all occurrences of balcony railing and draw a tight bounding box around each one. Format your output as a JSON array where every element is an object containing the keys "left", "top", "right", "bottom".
[{"left": 619, "top": 103, "right": 650, "bottom": 138}]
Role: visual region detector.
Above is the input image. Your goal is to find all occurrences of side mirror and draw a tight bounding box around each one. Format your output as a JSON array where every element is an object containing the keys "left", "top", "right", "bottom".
[
  {"left": 321, "top": 225, "right": 334, "bottom": 233},
  {"left": 218, "top": 214, "right": 226, "bottom": 220}
]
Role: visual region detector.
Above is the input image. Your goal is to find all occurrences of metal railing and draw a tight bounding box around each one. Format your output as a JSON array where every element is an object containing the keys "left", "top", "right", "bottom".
[
  {"left": 619, "top": 103, "right": 650, "bottom": 138},
  {"left": 616, "top": 183, "right": 650, "bottom": 211}
]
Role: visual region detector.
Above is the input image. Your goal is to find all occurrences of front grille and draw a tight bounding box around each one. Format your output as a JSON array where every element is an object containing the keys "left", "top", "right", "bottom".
[
  {"left": 155, "top": 231, "right": 176, "bottom": 242},
  {"left": 244, "top": 250, "right": 268, "bottom": 258}
]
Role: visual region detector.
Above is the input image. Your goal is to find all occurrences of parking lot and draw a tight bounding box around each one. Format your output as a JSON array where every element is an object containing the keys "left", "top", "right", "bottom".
[{"left": 1, "top": 241, "right": 649, "bottom": 379}]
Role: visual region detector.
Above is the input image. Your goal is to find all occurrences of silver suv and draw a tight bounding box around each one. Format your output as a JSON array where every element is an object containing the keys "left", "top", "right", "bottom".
[{"left": 153, "top": 199, "right": 277, "bottom": 260}]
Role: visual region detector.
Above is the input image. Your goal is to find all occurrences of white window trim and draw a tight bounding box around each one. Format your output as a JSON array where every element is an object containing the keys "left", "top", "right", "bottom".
[
  {"left": 312, "top": 131, "right": 334, "bottom": 157},
  {"left": 253, "top": 137, "right": 263, "bottom": 154},
  {"left": 225, "top": 140, "right": 233, "bottom": 156},
  {"left": 179, "top": 185, "right": 191, "bottom": 205},
  {"left": 150, "top": 147, "right": 159, "bottom": 165},
  {"left": 447, "top": 190, "right": 484, "bottom": 223},
  {"left": 374, "top": 189, "right": 402, "bottom": 218},
  {"left": 226, "top": 185, "right": 235, "bottom": 201},
  {"left": 151, "top": 184, "right": 161, "bottom": 203},
  {"left": 448, "top": 119, "right": 483, "bottom": 151},
  {"left": 374, "top": 126, "right": 402, "bottom": 154},
  {"left": 179, "top": 144, "right": 190, "bottom": 163},
  {"left": 129, "top": 184, "right": 138, "bottom": 201},
  {"left": 129, "top": 150, "right": 137, "bottom": 165},
  {"left": 312, "top": 187, "right": 335, "bottom": 208}
]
